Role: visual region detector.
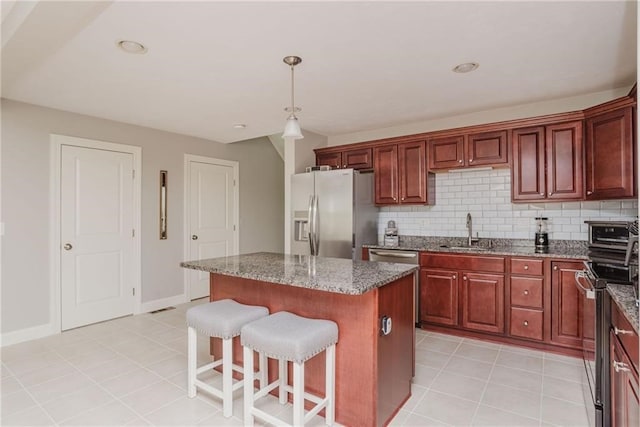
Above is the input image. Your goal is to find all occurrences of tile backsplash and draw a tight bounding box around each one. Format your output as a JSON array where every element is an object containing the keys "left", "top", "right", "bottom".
[{"left": 378, "top": 169, "right": 638, "bottom": 242}]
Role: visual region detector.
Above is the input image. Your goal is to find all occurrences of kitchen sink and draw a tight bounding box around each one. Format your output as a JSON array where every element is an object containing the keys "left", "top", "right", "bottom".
[{"left": 439, "top": 245, "right": 489, "bottom": 251}]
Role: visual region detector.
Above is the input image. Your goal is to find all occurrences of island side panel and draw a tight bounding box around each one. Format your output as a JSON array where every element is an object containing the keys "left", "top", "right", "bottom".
[
  {"left": 376, "top": 273, "right": 415, "bottom": 426},
  {"left": 210, "top": 273, "right": 379, "bottom": 427}
]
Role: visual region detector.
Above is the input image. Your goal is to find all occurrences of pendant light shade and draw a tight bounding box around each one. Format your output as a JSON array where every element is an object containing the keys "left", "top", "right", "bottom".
[
  {"left": 282, "top": 55, "right": 304, "bottom": 140},
  {"left": 282, "top": 115, "right": 303, "bottom": 139}
]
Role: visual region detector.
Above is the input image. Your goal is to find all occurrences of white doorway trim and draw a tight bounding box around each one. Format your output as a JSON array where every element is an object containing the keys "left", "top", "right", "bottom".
[
  {"left": 183, "top": 154, "right": 239, "bottom": 301},
  {"left": 50, "top": 134, "right": 142, "bottom": 333}
]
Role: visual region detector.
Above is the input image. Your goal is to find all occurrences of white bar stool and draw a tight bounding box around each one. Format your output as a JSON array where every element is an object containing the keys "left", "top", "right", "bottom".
[
  {"left": 186, "top": 299, "right": 269, "bottom": 418},
  {"left": 241, "top": 311, "right": 338, "bottom": 427}
]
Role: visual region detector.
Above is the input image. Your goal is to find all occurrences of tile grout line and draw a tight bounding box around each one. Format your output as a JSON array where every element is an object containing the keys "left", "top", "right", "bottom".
[
  {"left": 468, "top": 342, "right": 500, "bottom": 425},
  {"left": 0, "top": 363, "right": 59, "bottom": 426}
]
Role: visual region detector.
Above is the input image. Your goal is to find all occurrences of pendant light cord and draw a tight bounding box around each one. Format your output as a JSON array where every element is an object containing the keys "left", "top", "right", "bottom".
[{"left": 290, "top": 64, "right": 295, "bottom": 117}]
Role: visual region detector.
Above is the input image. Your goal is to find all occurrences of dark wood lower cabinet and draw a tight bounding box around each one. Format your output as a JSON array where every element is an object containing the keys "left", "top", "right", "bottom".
[
  {"left": 420, "top": 268, "right": 458, "bottom": 326},
  {"left": 610, "top": 330, "right": 640, "bottom": 427},
  {"left": 461, "top": 272, "right": 504, "bottom": 334},
  {"left": 550, "top": 261, "right": 588, "bottom": 349},
  {"left": 418, "top": 254, "right": 595, "bottom": 356}
]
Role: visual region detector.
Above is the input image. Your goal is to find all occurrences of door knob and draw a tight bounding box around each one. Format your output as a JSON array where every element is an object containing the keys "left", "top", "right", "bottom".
[
  {"left": 63, "top": 243, "right": 73, "bottom": 250},
  {"left": 191, "top": 235, "right": 198, "bottom": 240}
]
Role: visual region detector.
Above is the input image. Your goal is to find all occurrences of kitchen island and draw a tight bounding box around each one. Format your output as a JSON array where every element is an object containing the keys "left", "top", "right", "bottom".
[{"left": 181, "top": 252, "right": 418, "bottom": 427}]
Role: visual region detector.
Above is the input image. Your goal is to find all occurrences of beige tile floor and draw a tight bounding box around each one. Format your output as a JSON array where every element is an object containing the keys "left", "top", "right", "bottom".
[{"left": 1, "top": 298, "right": 590, "bottom": 426}]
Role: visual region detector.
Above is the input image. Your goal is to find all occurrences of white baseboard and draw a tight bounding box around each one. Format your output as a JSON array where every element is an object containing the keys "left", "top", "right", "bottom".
[
  {"left": 1, "top": 323, "right": 57, "bottom": 347},
  {"left": 140, "top": 294, "right": 187, "bottom": 314}
]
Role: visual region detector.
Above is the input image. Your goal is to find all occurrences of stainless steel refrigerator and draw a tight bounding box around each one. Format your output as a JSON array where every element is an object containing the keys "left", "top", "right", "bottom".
[{"left": 291, "top": 169, "right": 378, "bottom": 260}]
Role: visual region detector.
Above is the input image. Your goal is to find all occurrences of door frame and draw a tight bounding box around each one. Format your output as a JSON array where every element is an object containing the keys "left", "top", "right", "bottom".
[
  {"left": 183, "top": 154, "right": 239, "bottom": 301},
  {"left": 50, "top": 134, "right": 142, "bottom": 333}
]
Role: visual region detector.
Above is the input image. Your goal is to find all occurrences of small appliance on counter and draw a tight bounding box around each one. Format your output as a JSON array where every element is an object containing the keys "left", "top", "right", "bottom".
[
  {"left": 534, "top": 217, "right": 549, "bottom": 253},
  {"left": 384, "top": 220, "right": 398, "bottom": 247}
]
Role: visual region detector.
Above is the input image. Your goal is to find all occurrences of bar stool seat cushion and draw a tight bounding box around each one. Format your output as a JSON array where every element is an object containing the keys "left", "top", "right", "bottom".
[
  {"left": 186, "top": 299, "right": 269, "bottom": 340},
  {"left": 241, "top": 311, "right": 338, "bottom": 364}
]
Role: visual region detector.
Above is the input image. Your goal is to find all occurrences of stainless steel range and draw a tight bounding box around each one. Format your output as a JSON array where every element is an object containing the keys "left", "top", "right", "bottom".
[{"left": 576, "top": 220, "right": 639, "bottom": 427}]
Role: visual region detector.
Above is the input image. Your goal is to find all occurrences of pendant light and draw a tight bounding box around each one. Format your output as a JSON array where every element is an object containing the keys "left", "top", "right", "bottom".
[{"left": 282, "top": 55, "right": 304, "bottom": 140}]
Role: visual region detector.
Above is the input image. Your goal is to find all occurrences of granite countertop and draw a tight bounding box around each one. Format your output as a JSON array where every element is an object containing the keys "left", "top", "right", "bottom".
[
  {"left": 180, "top": 252, "right": 418, "bottom": 296},
  {"left": 365, "top": 236, "right": 589, "bottom": 259},
  {"left": 608, "top": 284, "right": 639, "bottom": 334}
]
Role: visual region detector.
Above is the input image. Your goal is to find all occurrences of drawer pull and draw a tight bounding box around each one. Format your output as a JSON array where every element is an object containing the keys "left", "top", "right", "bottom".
[
  {"left": 523, "top": 320, "right": 529, "bottom": 326},
  {"left": 523, "top": 290, "right": 529, "bottom": 296},
  {"left": 463, "top": 276, "right": 467, "bottom": 281},
  {"left": 524, "top": 265, "right": 529, "bottom": 270},
  {"left": 614, "top": 326, "right": 633, "bottom": 336},
  {"left": 613, "top": 361, "right": 631, "bottom": 373}
]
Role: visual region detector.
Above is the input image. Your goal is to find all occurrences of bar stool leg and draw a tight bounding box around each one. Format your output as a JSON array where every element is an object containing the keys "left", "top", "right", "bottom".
[
  {"left": 243, "top": 346, "right": 255, "bottom": 426},
  {"left": 222, "top": 338, "right": 233, "bottom": 417},
  {"left": 278, "top": 359, "right": 287, "bottom": 404},
  {"left": 293, "top": 361, "right": 305, "bottom": 426},
  {"left": 258, "top": 352, "right": 268, "bottom": 390},
  {"left": 187, "top": 326, "right": 197, "bottom": 398},
  {"left": 325, "top": 344, "right": 336, "bottom": 425}
]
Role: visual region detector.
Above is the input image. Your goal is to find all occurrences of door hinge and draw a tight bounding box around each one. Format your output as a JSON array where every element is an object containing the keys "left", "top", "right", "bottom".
[
  {"left": 132, "top": 229, "right": 135, "bottom": 238},
  {"left": 132, "top": 288, "right": 135, "bottom": 296},
  {"left": 132, "top": 170, "right": 135, "bottom": 179},
  {"left": 233, "top": 179, "right": 236, "bottom": 186},
  {"left": 233, "top": 225, "right": 236, "bottom": 231}
]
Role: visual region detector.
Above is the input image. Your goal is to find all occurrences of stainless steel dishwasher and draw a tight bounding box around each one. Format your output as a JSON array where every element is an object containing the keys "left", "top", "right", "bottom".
[{"left": 368, "top": 248, "right": 420, "bottom": 325}]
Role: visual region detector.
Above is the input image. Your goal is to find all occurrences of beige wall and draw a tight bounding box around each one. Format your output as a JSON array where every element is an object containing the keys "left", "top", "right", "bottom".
[
  {"left": 327, "top": 87, "right": 632, "bottom": 146},
  {"left": 1, "top": 99, "right": 284, "bottom": 335}
]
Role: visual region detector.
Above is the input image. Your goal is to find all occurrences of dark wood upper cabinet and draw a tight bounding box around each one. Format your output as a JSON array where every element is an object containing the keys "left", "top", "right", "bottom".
[
  {"left": 428, "top": 130, "right": 508, "bottom": 170},
  {"left": 467, "top": 130, "right": 509, "bottom": 167},
  {"left": 398, "top": 140, "right": 427, "bottom": 203},
  {"left": 546, "top": 121, "right": 584, "bottom": 200},
  {"left": 512, "top": 121, "right": 584, "bottom": 202},
  {"left": 511, "top": 126, "right": 546, "bottom": 201},
  {"left": 316, "top": 147, "right": 373, "bottom": 170},
  {"left": 428, "top": 135, "right": 465, "bottom": 169},
  {"left": 374, "top": 145, "right": 398, "bottom": 204},
  {"left": 316, "top": 151, "right": 342, "bottom": 169},
  {"left": 374, "top": 140, "right": 434, "bottom": 205},
  {"left": 585, "top": 106, "right": 635, "bottom": 199}
]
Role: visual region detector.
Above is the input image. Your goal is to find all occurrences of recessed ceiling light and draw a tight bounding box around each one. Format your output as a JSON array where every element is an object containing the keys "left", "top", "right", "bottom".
[
  {"left": 452, "top": 62, "right": 479, "bottom": 73},
  {"left": 233, "top": 124, "right": 247, "bottom": 129},
  {"left": 116, "top": 40, "right": 147, "bottom": 54}
]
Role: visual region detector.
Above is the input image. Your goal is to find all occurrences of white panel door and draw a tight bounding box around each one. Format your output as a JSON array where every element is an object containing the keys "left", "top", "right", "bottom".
[
  {"left": 188, "top": 160, "right": 237, "bottom": 299},
  {"left": 61, "top": 145, "right": 135, "bottom": 330}
]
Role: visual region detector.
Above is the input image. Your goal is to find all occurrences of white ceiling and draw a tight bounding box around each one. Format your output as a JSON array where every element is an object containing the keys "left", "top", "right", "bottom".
[{"left": 1, "top": 1, "right": 637, "bottom": 144}]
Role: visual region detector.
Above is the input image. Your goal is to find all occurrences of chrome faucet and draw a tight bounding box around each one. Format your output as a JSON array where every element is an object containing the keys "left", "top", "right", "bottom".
[{"left": 466, "top": 213, "right": 479, "bottom": 246}]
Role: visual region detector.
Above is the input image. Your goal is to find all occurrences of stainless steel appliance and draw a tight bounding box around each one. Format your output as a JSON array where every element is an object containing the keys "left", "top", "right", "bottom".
[
  {"left": 369, "top": 249, "right": 419, "bottom": 324},
  {"left": 291, "top": 169, "right": 378, "bottom": 260},
  {"left": 577, "top": 219, "right": 639, "bottom": 427}
]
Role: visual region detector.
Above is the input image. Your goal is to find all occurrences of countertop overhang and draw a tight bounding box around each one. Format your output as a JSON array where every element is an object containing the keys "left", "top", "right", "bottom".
[{"left": 180, "top": 252, "right": 418, "bottom": 295}]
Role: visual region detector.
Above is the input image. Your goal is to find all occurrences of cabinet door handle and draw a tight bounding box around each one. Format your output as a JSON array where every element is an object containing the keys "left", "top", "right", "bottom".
[
  {"left": 587, "top": 190, "right": 593, "bottom": 195},
  {"left": 452, "top": 275, "right": 457, "bottom": 280},
  {"left": 458, "top": 159, "right": 463, "bottom": 164},
  {"left": 524, "top": 265, "right": 529, "bottom": 270},
  {"left": 540, "top": 192, "right": 544, "bottom": 196},
  {"left": 524, "top": 289, "right": 529, "bottom": 295},
  {"left": 548, "top": 192, "right": 553, "bottom": 196},
  {"left": 614, "top": 326, "right": 633, "bottom": 335},
  {"left": 463, "top": 276, "right": 467, "bottom": 281},
  {"left": 393, "top": 197, "right": 397, "bottom": 201},
  {"left": 613, "top": 361, "right": 631, "bottom": 373},
  {"left": 523, "top": 320, "right": 529, "bottom": 326},
  {"left": 469, "top": 159, "right": 473, "bottom": 163},
  {"left": 553, "top": 265, "right": 558, "bottom": 271},
  {"left": 401, "top": 197, "right": 405, "bottom": 201}
]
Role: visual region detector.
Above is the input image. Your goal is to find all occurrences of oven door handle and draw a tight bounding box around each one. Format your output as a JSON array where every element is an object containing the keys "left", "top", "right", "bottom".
[{"left": 574, "top": 271, "right": 596, "bottom": 299}]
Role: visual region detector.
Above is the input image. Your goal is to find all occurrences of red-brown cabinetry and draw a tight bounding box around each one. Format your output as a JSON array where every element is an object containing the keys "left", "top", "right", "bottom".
[
  {"left": 610, "top": 316, "right": 639, "bottom": 427},
  {"left": 420, "top": 253, "right": 505, "bottom": 334},
  {"left": 316, "top": 147, "right": 373, "bottom": 170},
  {"left": 512, "top": 121, "right": 584, "bottom": 202},
  {"left": 374, "top": 140, "right": 434, "bottom": 205},
  {"left": 508, "top": 258, "right": 545, "bottom": 342},
  {"left": 550, "top": 261, "right": 594, "bottom": 350},
  {"left": 585, "top": 104, "right": 635, "bottom": 200},
  {"left": 428, "top": 130, "right": 508, "bottom": 170}
]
